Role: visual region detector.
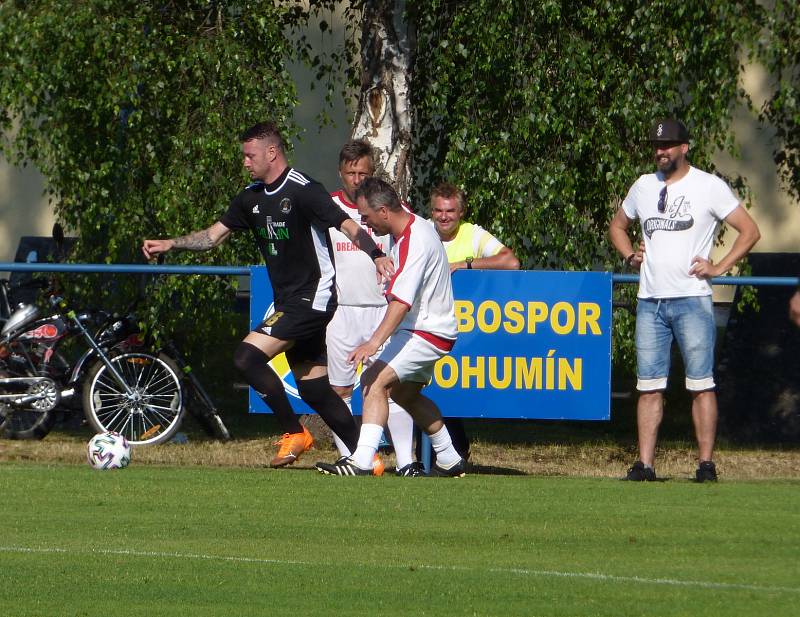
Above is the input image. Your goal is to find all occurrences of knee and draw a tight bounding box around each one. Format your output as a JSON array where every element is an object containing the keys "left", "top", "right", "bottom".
[
  {"left": 233, "top": 342, "right": 267, "bottom": 377},
  {"left": 362, "top": 377, "right": 391, "bottom": 404},
  {"left": 638, "top": 391, "right": 664, "bottom": 412},
  {"left": 331, "top": 384, "right": 353, "bottom": 400}
]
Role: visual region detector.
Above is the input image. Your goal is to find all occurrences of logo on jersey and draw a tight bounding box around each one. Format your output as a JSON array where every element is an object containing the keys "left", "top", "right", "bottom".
[
  {"left": 643, "top": 194, "right": 694, "bottom": 238},
  {"left": 264, "top": 217, "right": 289, "bottom": 240},
  {"left": 280, "top": 198, "right": 292, "bottom": 213},
  {"left": 252, "top": 204, "right": 260, "bottom": 214}
]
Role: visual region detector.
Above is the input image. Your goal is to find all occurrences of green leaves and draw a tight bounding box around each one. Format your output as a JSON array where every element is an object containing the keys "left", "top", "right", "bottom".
[
  {"left": 1, "top": 0, "right": 792, "bottom": 370},
  {"left": 408, "top": 0, "right": 764, "bottom": 367},
  {"left": 0, "top": 1, "right": 298, "bottom": 352}
]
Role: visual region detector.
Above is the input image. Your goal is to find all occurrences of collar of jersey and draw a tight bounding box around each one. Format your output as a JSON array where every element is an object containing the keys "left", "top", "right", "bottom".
[{"left": 247, "top": 166, "right": 292, "bottom": 195}]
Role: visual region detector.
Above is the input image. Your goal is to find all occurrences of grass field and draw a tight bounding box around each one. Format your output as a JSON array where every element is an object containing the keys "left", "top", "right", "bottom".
[{"left": 1, "top": 462, "right": 798, "bottom": 617}]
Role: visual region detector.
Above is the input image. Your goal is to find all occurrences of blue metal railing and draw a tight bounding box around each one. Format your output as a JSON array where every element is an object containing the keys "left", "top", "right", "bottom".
[
  {"left": 0, "top": 263, "right": 249, "bottom": 276},
  {"left": 1, "top": 263, "right": 797, "bottom": 287},
  {"left": 612, "top": 273, "right": 799, "bottom": 286}
]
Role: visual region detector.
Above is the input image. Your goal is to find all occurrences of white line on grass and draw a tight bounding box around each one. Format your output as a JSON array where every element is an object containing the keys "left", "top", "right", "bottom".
[{"left": 2, "top": 545, "right": 798, "bottom": 595}]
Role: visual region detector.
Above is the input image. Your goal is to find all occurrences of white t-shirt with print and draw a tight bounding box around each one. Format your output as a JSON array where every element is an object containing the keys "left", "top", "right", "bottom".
[
  {"left": 622, "top": 166, "right": 740, "bottom": 299},
  {"left": 328, "top": 190, "right": 390, "bottom": 307}
]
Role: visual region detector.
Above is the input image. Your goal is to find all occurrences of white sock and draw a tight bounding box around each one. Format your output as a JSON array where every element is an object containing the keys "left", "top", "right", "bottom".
[
  {"left": 332, "top": 396, "right": 353, "bottom": 457},
  {"left": 351, "top": 423, "right": 383, "bottom": 469},
  {"left": 387, "top": 398, "right": 415, "bottom": 469},
  {"left": 429, "top": 425, "right": 461, "bottom": 468}
]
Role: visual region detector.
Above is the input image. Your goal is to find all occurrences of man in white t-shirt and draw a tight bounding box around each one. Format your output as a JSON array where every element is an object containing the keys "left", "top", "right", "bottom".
[
  {"left": 316, "top": 177, "right": 465, "bottom": 477},
  {"left": 609, "top": 118, "right": 760, "bottom": 482},
  {"left": 326, "top": 140, "right": 421, "bottom": 476}
]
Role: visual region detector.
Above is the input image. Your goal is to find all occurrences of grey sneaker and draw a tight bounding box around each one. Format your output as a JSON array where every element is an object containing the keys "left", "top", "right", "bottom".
[
  {"left": 695, "top": 460, "right": 718, "bottom": 482},
  {"left": 624, "top": 461, "right": 657, "bottom": 481}
]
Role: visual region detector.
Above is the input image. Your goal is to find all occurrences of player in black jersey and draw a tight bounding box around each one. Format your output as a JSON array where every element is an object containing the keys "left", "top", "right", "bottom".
[{"left": 143, "top": 121, "right": 394, "bottom": 470}]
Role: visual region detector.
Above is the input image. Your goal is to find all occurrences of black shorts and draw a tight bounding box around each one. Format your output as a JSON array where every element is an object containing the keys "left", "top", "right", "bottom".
[{"left": 253, "top": 304, "right": 333, "bottom": 364}]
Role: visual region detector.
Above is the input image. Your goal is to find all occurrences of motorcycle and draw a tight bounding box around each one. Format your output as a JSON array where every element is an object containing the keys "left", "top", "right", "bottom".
[{"left": 0, "top": 279, "right": 186, "bottom": 445}]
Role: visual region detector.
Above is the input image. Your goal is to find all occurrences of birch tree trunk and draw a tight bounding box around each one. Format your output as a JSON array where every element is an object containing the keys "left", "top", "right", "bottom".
[{"left": 351, "top": 0, "right": 414, "bottom": 200}]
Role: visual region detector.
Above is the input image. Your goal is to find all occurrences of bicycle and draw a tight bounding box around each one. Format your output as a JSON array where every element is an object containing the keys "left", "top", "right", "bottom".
[
  {"left": 2, "top": 225, "right": 232, "bottom": 444},
  {"left": 1, "top": 278, "right": 186, "bottom": 444}
]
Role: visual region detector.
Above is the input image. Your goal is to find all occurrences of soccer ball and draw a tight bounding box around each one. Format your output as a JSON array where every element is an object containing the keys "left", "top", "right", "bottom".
[{"left": 87, "top": 431, "right": 131, "bottom": 470}]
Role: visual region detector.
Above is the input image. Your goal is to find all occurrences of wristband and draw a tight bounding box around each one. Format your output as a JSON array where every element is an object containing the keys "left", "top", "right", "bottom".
[
  {"left": 466, "top": 256, "right": 474, "bottom": 270},
  {"left": 370, "top": 248, "right": 386, "bottom": 261},
  {"left": 624, "top": 253, "right": 635, "bottom": 267}
]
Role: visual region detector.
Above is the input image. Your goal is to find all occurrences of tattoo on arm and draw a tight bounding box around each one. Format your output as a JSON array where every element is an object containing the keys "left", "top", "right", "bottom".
[{"left": 172, "top": 229, "right": 215, "bottom": 251}]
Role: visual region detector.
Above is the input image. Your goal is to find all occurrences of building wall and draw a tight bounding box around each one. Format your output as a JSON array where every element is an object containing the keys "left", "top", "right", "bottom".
[
  {"left": 713, "top": 62, "right": 800, "bottom": 254},
  {"left": 0, "top": 158, "right": 53, "bottom": 262}
]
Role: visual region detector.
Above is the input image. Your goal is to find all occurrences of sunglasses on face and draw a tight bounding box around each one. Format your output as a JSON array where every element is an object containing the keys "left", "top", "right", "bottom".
[{"left": 657, "top": 186, "right": 667, "bottom": 213}]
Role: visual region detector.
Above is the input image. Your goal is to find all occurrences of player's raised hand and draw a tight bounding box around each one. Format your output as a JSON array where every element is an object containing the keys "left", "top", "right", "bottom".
[
  {"left": 348, "top": 341, "right": 379, "bottom": 366},
  {"left": 142, "top": 239, "right": 174, "bottom": 260}
]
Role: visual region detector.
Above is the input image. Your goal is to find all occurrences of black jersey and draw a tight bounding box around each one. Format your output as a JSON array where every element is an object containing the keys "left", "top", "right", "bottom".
[{"left": 220, "top": 167, "right": 348, "bottom": 312}]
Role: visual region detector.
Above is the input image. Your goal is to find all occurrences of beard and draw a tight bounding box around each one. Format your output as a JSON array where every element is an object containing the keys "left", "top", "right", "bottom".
[{"left": 656, "top": 156, "right": 678, "bottom": 176}]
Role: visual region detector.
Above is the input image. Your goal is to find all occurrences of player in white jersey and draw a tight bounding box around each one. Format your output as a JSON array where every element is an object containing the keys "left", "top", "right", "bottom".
[
  {"left": 316, "top": 177, "right": 465, "bottom": 477},
  {"left": 326, "top": 140, "right": 421, "bottom": 476},
  {"left": 609, "top": 118, "right": 760, "bottom": 483}
]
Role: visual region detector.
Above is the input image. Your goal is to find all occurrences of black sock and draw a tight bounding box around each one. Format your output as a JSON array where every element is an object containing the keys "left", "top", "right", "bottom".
[
  {"left": 233, "top": 342, "right": 303, "bottom": 434},
  {"left": 297, "top": 375, "right": 359, "bottom": 453}
]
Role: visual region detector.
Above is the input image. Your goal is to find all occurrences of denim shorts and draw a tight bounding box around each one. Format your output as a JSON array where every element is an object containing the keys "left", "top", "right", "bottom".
[{"left": 635, "top": 296, "right": 716, "bottom": 392}]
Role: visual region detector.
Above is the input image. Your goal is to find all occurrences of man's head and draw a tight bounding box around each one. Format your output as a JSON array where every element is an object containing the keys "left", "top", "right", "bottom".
[
  {"left": 430, "top": 182, "right": 466, "bottom": 241},
  {"left": 239, "top": 121, "right": 286, "bottom": 182},
  {"left": 339, "top": 139, "right": 375, "bottom": 202},
  {"left": 649, "top": 118, "right": 689, "bottom": 177},
  {"left": 354, "top": 177, "right": 404, "bottom": 236}
]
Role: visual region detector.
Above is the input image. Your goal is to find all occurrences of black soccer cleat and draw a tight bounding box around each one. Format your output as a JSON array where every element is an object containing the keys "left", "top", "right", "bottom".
[
  {"left": 315, "top": 457, "right": 376, "bottom": 476},
  {"left": 430, "top": 457, "right": 467, "bottom": 478},
  {"left": 624, "top": 461, "right": 657, "bottom": 481},
  {"left": 695, "top": 460, "right": 718, "bottom": 483},
  {"left": 396, "top": 462, "right": 427, "bottom": 477}
]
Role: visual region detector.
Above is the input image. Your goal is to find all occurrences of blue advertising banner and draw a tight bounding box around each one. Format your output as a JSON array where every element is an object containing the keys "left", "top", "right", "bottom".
[{"left": 249, "top": 266, "right": 611, "bottom": 420}]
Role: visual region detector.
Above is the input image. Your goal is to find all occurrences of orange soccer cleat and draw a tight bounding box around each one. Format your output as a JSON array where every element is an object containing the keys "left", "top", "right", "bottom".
[
  {"left": 371, "top": 454, "right": 385, "bottom": 477},
  {"left": 269, "top": 426, "right": 314, "bottom": 468}
]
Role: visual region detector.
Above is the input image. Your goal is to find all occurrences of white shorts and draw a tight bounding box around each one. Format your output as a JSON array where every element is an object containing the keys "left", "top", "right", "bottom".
[
  {"left": 378, "top": 329, "right": 449, "bottom": 384},
  {"left": 326, "top": 304, "right": 387, "bottom": 387}
]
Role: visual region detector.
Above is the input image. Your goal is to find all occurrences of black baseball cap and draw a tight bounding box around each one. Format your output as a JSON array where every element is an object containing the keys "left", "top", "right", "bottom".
[{"left": 648, "top": 118, "right": 689, "bottom": 144}]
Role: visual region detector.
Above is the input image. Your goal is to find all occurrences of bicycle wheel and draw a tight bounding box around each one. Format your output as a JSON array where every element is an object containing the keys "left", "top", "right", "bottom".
[
  {"left": 0, "top": 377, "right": 59, "bottom": 440},
  {"left": 82, "top": 352, "right": 184, "bottom": 445}
]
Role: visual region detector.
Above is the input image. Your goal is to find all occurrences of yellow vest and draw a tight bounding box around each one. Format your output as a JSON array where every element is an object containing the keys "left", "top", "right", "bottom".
[{"left": 443, "top": 222, "right": 497, "bottom": 263}]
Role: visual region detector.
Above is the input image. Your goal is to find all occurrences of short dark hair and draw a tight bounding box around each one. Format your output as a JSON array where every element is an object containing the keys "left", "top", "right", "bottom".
[
  {"left": 339, "top": 139, "right": 374, "bottom": 170},
  {"left": 354, "top": 177, "right": 403, "bottom": 212},
  {"left": 239, "top": 121, "right": 285, "bottom": 151},
  {"left": 430, "top": 182, "right": 466, "bottom": 210}
]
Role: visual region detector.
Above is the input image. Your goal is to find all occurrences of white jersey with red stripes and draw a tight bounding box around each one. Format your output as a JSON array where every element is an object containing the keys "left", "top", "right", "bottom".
[
  {"left": 329, "top": 190, "right": 390, "bottom": 307},
  {"left": 386, "top": 214, "right": 458, "bottom": 343}
]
